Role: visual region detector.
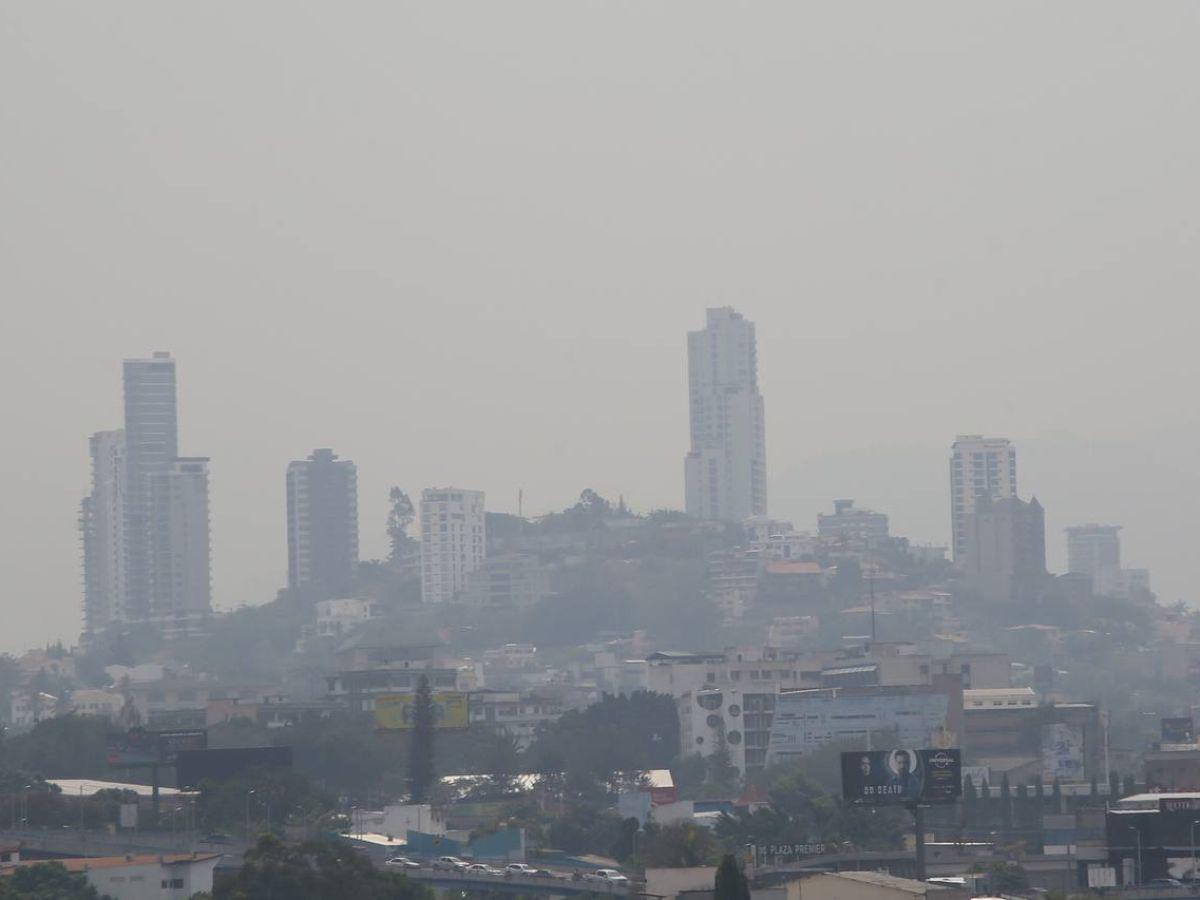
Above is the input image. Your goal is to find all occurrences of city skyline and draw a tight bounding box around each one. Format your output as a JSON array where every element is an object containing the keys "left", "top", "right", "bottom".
[{"left": 5, "top": 2, "right": 1199, "bottom": 652}]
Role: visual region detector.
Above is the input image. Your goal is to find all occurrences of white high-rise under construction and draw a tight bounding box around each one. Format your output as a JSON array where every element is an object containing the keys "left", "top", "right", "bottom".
[{"left": 684, "top": 307, "right": 767, "bottom": 521}]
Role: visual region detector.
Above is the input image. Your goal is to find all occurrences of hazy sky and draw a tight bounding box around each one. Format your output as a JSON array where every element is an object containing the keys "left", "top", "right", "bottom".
[{"left": 3, "top": 3, "right": 1198, "bottom": 653}]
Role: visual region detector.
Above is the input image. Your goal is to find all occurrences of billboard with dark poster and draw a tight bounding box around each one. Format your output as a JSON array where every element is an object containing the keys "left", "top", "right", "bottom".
[
  {"left": 841, "top": 748, "right": 962, "bottom": 805},
  {"left": 175, "top": 746, "right": 292, "bottom": 788}
]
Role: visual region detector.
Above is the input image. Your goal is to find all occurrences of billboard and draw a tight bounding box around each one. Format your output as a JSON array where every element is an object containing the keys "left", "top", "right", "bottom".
[
  {"left": 1162, "top": 717, "right": 1195, "bottom": 744},
  {"left": 107, "top": 728, "right": 207, "bottom": 767},
  {"left": 841, "top": 748, "right": 962, "bottom": 805},
  {"left": 175, "top": 746, "right": 292, "bottom": 788},
  {"left": 375, "top": 692, "right": 469, "bottom": 730},
  {"left": 1042, "top": 723, "right": 1084, "bottom": 782}
]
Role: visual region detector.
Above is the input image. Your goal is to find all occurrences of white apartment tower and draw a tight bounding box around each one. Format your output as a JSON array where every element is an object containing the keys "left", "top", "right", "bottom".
[
  {"left": 420, "top": 488, "right": 486, "bottom": 603},
  {"left": 950, "top": 435, "right": 1017, "bottom": 563},
  {"left": 148, "top": 457, "right": 212, "bottom": 634},
  {"left": 684, "top": 307, "right": 767, "bottom": 521},
  {"left": 80, "top": 429, "right": 127, "bottom": 633}
]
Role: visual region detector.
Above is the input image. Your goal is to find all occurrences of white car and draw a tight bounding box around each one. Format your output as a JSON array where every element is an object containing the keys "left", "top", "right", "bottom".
[
  {"left": 465, "top": 863, "right": 502, "bottom": 876},
  {"left": 385, "top": 856, "right": 421, "bottom": 869},
  {"left": 587, "top": 869, "right": 630, "bottom": 885},
  {"left": 433, "top": 856, "right": 469, "bottom": 871},
  {"left": 505, "top": 863, "right": 540, "bottom": 876}
]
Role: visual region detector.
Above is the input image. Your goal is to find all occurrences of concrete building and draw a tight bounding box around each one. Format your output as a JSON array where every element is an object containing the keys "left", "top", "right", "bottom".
[
  {"left": 817, "top": 499, "right": 889, "bottom": 543},
  {"left": 765, "top": 677, "right": 964, "bottom": 768},
  {"left": 460, "top": 553, "right": 550, "bottom": 612},
  {"left": 80, "top": 429, "right": 126, "bottom": 634},
  {"left": 286, "top": 448, "right": 359, "bottom": 599},
  {"left": 147, "top": 458, "right": 211, "bottom": 635},
  {"left": 1066, "top": 524, "right": 1121, "bottom": 578},
  {"left": 950, "top": 435, "right": 1017, "bottom": 564},
  {"left": 707, "top": 546, "right": 761, "bottom": 622},
  {"left": 684, "top": 307, "right": 767, "bottom": 522},
  {"left": 959, "top": 496, "right": 1046, "bottom": 605},
  {"left": 420, "top": 488, "right": 486, "bottom": 603},
  {"left": 2, "top": 853, "right": 220, "bottom": 899},
  {"left": 121, "top": 352, "right": 179, "bottom": 622}
]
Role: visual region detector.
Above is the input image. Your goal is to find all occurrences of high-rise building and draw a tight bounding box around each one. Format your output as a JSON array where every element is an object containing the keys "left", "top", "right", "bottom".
[
  {"left": 80, "top": 429, "right": 126, "bottom": 634},
  {"left": 1065, "top": 524, "right": 1121, "bottom": 578},
  {"left": 684, "top": 307, "right": 767, "bottom": 521},
  {"left": 122, "top": 352, "right": 179, "bottom": 620},
  {"left": 950, "top": 435, "right": 1017, "bottom": 563},
  {"left": 286, "top": 448, "right": 360, "bottom": 599},
  {"left": 420, "top": 488, "right": 485, "bottom": 603},
  {"left": 148, "top": 458, "right": 212, "bottom": 635},
  {"left": 959, "top": 496, "right": 1046, "bottom": 605},
  {"left": 80, "top": 352, "right": 211, "bottom": 638}
]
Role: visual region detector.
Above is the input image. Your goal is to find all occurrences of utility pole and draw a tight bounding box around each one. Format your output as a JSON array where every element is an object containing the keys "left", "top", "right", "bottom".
[{"left": 909, "top": 803, "right": 927, "bottom": 881}]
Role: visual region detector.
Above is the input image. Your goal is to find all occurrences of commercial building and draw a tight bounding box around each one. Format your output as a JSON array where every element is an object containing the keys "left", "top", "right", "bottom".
[
  {"left": 684, "top": 307, "right": 767, "bottom": 522},
  {"left": 817, "top": 499, "right": 889, "bottom": 543},
  {"left": 958, "top": 496, "right": 1046, "bottom": 605},
  {"left": 286, "top": 448, "right": 359, "bottom": 599},
  {"left": 764, "top": 677, "right": 964, "bottom": 769},
  {"left": 420, "top": 488, "right": 486, "bottom": 603},
  {"left": 950, "top": 435, "right": 1017, "bottom": 564},
  {"left": 963, "top": 695, "right": 1101, "bottom": 784},
  {"left": 80, "top": 429, "right": 126, "bottom": 633}
]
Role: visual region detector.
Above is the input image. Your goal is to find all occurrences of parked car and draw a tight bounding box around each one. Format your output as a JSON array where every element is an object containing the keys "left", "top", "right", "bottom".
[
  {"left": 1147, "top": 879, "right": 1184, "bottom": 888},
  {"left": 586, "top": 869, "right": 630, "bottom": 885},
  {"left": 505, "top": 863, "right": 541, "bottom": 876},
  {"left": 385, "top": 856, "right": 422, "bottom": 869},
  {"left": 433, "top": 856, "right": 469, "bottom": 871}
]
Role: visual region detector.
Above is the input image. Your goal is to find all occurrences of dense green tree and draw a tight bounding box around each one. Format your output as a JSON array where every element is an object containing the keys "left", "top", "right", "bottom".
[
  {"left": 713, "top": 854, "right": 751, "bottom": 900},
  {"left": 0, "top": 861, "right": 104, "bottom": 899},
  {"left": 195, "top": 768, "right": 337, "bottom": 836},
  {"left": 640, "top": 821, "right": 720, "bottom": 867},
  {"left": 386, "top": 488, "right": 416, "bottom": 563},
  {"left": 526, "top": 692, "right": 679, "bottom": 793},
  {"left": 3, "top": 715, "right": 110, "bottom": 779},
  {"left": 215, "top": 835, "right": 432, "bottom": 900},
  {"left": 408, "top": 675, "right": 435, "bottom": 803}
]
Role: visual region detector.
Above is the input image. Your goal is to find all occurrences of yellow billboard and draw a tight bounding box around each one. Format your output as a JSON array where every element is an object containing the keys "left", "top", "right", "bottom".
[{"left": 375, "top": 692, "right": 469, "bottom": 730}]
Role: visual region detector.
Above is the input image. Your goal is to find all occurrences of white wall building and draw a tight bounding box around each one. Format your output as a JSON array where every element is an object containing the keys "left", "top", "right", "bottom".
[
  {"left": 684, "top": 307, "right": 767, "bottom": 522},
  {"left": 420, "top": 488, "right": 486, "bottom": 603},
  {"left": 7, "top": 853, "right": 220, "bottom": 900},
  {"left": 950, "top": 435, "right": 1017, "bottom": 563},
  {"left": 148, "top": 457, "right": 211, "bottom": 635}
]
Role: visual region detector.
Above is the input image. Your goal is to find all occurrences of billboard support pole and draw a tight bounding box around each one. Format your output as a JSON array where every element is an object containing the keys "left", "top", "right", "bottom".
[{"left": 908, "top": 803, "right": 926, "bottom": 882}]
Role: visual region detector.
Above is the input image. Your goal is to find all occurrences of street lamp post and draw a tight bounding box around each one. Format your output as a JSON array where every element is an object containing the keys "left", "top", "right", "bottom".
[
  {"left": 245, "top": 790, "right": 255, "bottom": 842},
  {"left": 1128, "top": 825, "right": 1143, "bottom": 886}
]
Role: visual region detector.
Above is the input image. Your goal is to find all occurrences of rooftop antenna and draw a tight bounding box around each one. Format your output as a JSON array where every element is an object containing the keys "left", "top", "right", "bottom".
[{"left": 518, "top": 488, "right": 523, "bottom": 518}]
